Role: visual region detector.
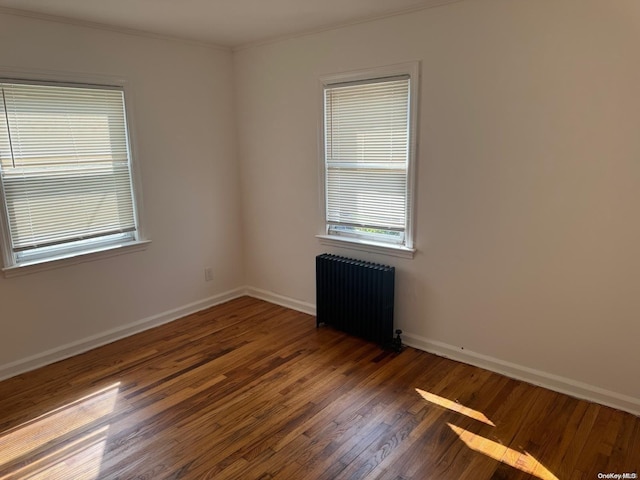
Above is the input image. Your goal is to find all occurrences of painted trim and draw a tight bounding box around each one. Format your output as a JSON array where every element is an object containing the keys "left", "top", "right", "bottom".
[
  {"left": 0, "top": 287, "right": 245, "bottom": 381},
  {"left": 3, "top": 240, "right": 151, "bottom": 278},
  {"left": 317, "top": 61, "right": 420, "bottom": 257},
  {"left": 316, "top": 235, "right": 415, "bottom": 259},
  {"left": 245, "top": 286, "right": 316, "bottom": 316},
  {"left": 247, "top": 288, "right": 640, "bottom": 416},
  {"left": 2, "top": 285, "right": 639, "bottom": 417},
  {"left": 402, "top": 333, "right": 640, "bottom": 417},
  {"left": 0, "top": 66, "right": 150, "bottom": 276}
]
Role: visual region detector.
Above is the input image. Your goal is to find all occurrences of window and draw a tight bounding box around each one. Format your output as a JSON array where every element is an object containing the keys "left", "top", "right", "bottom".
[
  {"left": 0, "top": 79, "right": 144, "bottom": 271},
  {"left": 319, "top": 63, "right": 418, "bottom": 257}
]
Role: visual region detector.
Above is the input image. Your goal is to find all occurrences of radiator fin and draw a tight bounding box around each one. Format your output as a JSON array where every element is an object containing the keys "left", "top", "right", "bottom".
[{"left": 316, "top": 254, "right": 395, "bottom": 346}]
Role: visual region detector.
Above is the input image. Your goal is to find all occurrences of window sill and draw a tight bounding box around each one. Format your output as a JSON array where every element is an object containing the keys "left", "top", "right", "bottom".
[
  {"left": 2, "top": 239, "right": 151, "bottom": 278},
  {"left": 316, "top": 235, "right": 415, "bottom": 259}
]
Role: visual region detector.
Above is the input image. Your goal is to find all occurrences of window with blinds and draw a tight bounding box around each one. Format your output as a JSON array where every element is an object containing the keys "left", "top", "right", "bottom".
[
  {"left": 322, "top": 66, "right": 417, "bottom": 250},
  {"left": 0, "top": 80, "right": 140, "bottom": 267}
]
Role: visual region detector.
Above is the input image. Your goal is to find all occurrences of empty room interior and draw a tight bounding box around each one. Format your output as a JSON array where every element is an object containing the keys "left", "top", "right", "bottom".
[{"left": 0, "top": 0, "right": 639, "bottom": 478}]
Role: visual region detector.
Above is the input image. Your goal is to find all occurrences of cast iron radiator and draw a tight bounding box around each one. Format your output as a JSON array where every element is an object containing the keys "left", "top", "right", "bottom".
[{"left": 316, "top": 253, "right": 396, "bottom": 347}]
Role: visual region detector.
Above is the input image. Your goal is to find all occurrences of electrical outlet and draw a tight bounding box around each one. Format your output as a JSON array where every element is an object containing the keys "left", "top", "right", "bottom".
[{"left": 204, "top": 267, "right": 213, "bottom": 282}]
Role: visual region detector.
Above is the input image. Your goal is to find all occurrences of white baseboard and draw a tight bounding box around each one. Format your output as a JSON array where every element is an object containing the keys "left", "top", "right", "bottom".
[
  {"left": 0, "top": 287, "right": 246, "bottom": 382},
  {"left": 3, "top": 284, "right": 639, "bottom": 417},
  {"left": 245, "top": 286, "right": 316, "bottom": 316},
  {"left": 244, "top": 287, "right": 640, "bottom": 417},
  {"left": 403, "top": 332, "right": 640, "bottom": 417}
]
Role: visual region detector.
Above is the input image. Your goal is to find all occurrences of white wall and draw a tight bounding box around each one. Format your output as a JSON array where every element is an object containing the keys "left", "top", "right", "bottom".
[
  {"left": 1, "top": 0, "right": 639, "bottom": 415},
  {"left": 0, "top": 12, "right": 244, "bottom": 374},
  {"left": 235, "top": 0, "right": 640, "bottom": 410}
]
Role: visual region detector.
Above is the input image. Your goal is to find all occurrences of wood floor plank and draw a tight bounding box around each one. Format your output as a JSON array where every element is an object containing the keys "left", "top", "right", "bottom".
[{"left": 0, "top": 296, "right": 638, "bottom": 480}]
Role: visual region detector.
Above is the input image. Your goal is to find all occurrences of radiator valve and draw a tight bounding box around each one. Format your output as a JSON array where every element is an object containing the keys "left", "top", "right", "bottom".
[{"left": 392, "top": 329, "right": 403, "bottom": 353}]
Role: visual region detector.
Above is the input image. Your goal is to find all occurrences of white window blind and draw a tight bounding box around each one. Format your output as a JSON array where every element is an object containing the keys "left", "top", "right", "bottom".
[
  {"left": 324, "top": 75, "right": 411, "bottom": 245},
  {"left": 0, "top": 81, "right": 137, "bottom": 264}
]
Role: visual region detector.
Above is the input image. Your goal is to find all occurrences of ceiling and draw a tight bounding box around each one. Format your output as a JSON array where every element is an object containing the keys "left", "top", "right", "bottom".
[{"left": 0, "top": 0, "right": 460, "bottom": 48}]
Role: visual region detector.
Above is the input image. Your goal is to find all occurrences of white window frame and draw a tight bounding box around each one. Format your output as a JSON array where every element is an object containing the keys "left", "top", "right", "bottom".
[
  {"left": 317, "top": 62, "right": 419, "bottom": 259},
  {"left": 0, "top": 68, "right": 148, "bottom": 277}
]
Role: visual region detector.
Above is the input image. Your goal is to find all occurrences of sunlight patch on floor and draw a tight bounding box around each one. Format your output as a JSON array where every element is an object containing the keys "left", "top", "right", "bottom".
[
  {"left": 1, "top": 426, "right": 109, "bottom": 480},
  {"left": 415, "top": 388, "right": 496, "bottom": 426},
  {"left": 0, "top": 382, "right": 120, "bottom": 479},
  {"left": 448, "top": 423, "right": 558, "bottom": 480}
]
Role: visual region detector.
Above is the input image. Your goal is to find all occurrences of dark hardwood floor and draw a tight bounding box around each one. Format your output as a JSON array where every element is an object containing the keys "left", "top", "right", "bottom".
[{"left": 0, "top": 296, "right": 638, "bottom": 479}]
